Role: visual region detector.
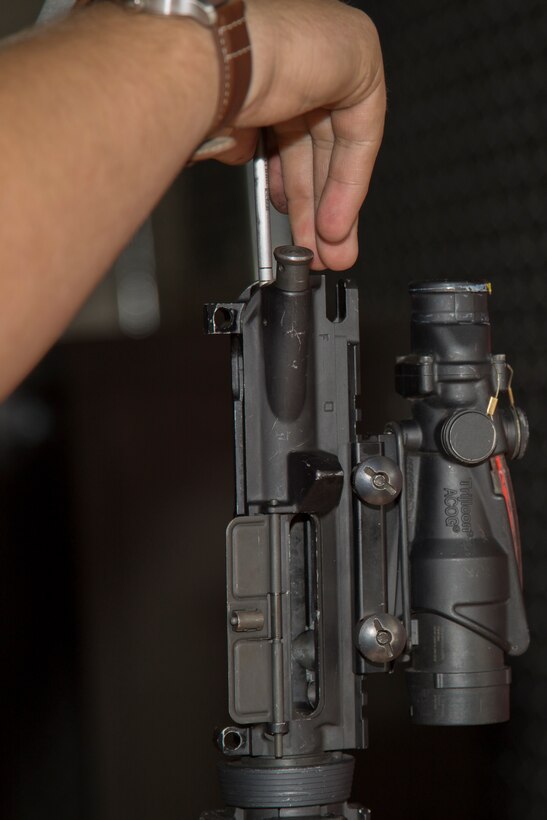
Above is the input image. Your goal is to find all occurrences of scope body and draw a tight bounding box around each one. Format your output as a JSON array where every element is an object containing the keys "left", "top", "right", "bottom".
[
  {"left": 202, "top": 255, "right": 529, "bottom": 820},
  {"left": 396, "top": 282, "right": 529, "bottom": 725}
]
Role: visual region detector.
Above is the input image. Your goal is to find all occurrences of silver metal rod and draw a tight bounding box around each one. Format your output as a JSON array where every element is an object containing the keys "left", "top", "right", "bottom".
[
  {"left": 254, "top": 131, "right": 274, "bottom": 283},
  {"left": 270, "top": 513, "right": 286, "bottom": 758}
]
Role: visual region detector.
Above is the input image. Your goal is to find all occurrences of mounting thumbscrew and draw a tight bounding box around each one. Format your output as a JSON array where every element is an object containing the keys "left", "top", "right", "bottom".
[
  {"left": 356, "top": 614, "right": 407, "bottom": 663},
  {"left": 352, "top": 456, "right": 402, "bottom": 506}
]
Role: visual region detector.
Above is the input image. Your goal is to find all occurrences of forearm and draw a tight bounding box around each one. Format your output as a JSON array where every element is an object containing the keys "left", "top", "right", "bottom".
[{"left": 0, "top": 4, "right": 218, "bottom": 397}]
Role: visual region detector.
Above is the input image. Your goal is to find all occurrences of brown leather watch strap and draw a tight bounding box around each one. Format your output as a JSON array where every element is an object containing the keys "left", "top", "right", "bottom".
[{"left": 212, "top": 0, "right": 252, "bottom": 130}]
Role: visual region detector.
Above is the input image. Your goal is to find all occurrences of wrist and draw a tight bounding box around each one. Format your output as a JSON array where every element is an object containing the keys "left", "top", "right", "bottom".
[{"left": 81, "top": 2, "right": 221, "bottom": 146}]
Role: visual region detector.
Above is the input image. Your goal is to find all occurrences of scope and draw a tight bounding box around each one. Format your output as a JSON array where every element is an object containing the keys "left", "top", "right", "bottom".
[{"left": 395, "top": 281, "right": 529, "bottom": 725}]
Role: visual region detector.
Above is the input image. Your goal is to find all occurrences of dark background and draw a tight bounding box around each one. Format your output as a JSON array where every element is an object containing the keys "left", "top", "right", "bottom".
[{"left": 1, "top": 1, "right": 546, "bottom": 819}]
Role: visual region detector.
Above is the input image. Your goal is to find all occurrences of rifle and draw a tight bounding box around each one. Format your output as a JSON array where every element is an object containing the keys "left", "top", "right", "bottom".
[{"left": 201, "top": 140, "right": 530, "bottom": 819}]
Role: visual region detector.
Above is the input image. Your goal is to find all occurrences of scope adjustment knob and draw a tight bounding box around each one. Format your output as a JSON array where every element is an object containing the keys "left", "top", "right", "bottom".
[
  {"left": 440, "top": 409, "right": 496, "bottom": 465},
  {"left": 352, "top": 455, "right": 402, "bottom": 506},
  {"left": 501, "top": 406, "right": 529, "bottom": 461},
  {"left": 356, "top": 614, "right": 407, "bottom": 664}
]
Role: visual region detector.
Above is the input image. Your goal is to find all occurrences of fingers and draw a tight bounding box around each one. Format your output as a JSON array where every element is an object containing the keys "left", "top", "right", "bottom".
[
  {"left": 274, "top": 117, "right": 327, "bottom": 269},
  {"left": 316, "top": 80, "right": 386, "bottom": 247},
  {"left": 274, "top": 105, "right": 375, "bottom": 271},
  {"left": 317, "top": 216, "right": 359, "bottom": 273},
  {"left": 307, "top": 110, "right": 360, "bottom": 271},
  {"left": 306, "top": 109, "right": 333, "bottom": 216}
]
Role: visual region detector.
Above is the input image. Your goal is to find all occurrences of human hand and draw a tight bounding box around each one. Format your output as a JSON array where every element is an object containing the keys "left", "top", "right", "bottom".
[{"left": 215, "top": 0, "right": 386, "bottom": 271}]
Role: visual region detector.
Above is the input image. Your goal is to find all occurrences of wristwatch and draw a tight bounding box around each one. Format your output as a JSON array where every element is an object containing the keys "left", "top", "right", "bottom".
[{"left": 122, "top": 1, "right": 252, "bottom": 132}]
